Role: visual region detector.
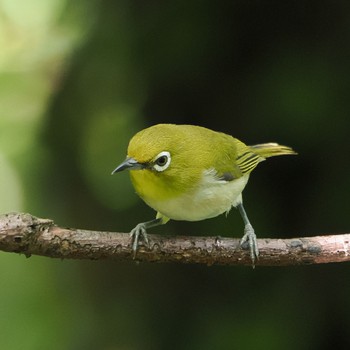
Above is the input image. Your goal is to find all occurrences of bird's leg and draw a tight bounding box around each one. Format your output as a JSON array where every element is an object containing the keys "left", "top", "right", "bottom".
[
  {"left": 130, "top": 214, "right": 168, "bottom": 258},
  {"left": 237, "top": 202, "right": 259, "bottom": 266}
]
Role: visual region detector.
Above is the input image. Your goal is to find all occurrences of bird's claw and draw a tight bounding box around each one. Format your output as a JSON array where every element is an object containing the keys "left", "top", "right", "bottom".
[
  {"left": 130, "top": 223, "right": 150, "bottom": 258},
  {"left": 240, "top": 223, "right": 259, "bottom": 267}
]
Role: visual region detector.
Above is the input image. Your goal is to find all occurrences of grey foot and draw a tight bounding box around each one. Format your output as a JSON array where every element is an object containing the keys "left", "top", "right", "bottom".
[
  {"left": 240, "top": 223, "right": 259, "bottom": 266},
  {"left": 130, "top": 223, "right": 150, "bottom": 258}
]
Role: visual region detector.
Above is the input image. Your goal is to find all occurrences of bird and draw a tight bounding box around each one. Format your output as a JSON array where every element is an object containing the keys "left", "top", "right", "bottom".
[{"left": 112, "top": 123, "right": 296, "bottom": 265}]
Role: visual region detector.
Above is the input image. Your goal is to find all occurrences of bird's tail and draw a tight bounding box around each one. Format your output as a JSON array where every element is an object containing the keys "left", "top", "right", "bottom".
[{"left": 249, "top": 143, "right": 297, "bottom": 159}]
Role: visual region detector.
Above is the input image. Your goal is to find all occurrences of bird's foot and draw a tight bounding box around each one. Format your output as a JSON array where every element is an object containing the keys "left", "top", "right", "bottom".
[
  {"left": 240, "top": 223, "right": 259, "bottom": 267},
  {"left": 130, "top": 223, "right": 150, "bottom": 258}
]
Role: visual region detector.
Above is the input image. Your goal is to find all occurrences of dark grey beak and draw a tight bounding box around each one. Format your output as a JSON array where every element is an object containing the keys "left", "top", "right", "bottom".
[{"left": 111, "top": 157, "right": 144, "bottom": 174}]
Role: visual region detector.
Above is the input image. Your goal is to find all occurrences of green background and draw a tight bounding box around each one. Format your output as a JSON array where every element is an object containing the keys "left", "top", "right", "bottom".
[{"left": 1, "top": 1, "right": 350, "bottom": 349}]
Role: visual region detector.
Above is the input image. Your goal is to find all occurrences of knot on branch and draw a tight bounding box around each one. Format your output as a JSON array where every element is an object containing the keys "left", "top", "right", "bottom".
[{"left": 0, "top": 212, "right": 54, "bottom": 256}]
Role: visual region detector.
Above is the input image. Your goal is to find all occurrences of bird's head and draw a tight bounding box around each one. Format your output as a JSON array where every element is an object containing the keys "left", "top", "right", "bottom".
[{"left": 112, "top": 124, "right": 208, "bottom": 200}]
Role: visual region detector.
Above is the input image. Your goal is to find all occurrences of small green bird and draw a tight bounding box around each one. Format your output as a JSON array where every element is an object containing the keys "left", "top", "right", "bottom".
[{"left": 112, "top": 124, "right": 296, "bottom": 264}]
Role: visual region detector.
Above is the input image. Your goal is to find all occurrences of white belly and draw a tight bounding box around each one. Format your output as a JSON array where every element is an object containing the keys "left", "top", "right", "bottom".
[{"left": 144, "top": 171, "right": 250, "bottom": 221}]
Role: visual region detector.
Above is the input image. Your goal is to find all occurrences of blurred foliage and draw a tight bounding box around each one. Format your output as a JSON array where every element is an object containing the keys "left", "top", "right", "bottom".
[{"left": 1, "top": 0, "right": 350, "bottom": 349}]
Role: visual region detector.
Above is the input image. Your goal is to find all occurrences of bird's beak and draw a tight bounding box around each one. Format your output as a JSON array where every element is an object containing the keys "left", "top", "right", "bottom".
[{"left": 111, "top": 157, "right": 144, "bottom": 174}]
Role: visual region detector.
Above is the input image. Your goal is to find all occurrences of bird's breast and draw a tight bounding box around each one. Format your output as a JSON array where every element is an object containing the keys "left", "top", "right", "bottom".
[{"left": 141, "top": 170, "right": 250, "bottom": 222}]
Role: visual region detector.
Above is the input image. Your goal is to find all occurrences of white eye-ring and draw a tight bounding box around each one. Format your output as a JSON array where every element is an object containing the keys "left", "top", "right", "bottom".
[{"left": 153, "top": 151, "right": 171, "bottom": 172}]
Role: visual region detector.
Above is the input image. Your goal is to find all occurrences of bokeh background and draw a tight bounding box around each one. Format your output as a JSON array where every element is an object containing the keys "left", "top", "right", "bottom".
[{"left": 1, "top": 1, "right": 350, "bottom": 349}]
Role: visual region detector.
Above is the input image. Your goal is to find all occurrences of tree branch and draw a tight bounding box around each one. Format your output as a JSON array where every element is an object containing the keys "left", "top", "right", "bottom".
[{"left": 0, "top": 212, "right": 349, "bottom": 266}]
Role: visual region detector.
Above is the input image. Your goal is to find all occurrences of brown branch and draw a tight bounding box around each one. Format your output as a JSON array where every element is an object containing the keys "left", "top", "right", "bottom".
[{"left": 0, "top": 212, "right": 349, "bottom": 266}]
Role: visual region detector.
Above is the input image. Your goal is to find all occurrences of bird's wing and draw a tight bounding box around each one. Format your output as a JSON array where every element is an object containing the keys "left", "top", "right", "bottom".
[
  {"left": 215, "top": 151, "right": 263, "bottom": 181},
  {"left": 235, "top": 150, "right": 265, "bottom": 175},
  {"left": 211, "top": 137, "right": 265, "bottom": 181}
]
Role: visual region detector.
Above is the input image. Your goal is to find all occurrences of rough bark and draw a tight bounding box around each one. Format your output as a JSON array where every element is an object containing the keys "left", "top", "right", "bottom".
[{"left": 0, "top": 212, "right": 349, "bottom": 266}]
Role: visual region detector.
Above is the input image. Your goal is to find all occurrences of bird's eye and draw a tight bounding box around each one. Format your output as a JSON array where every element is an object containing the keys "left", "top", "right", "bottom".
[
  {"left": 153, "top": 151, "right": 171, "bottom": 172},
  {"left": 156, "top": 155, "right": 167, "bottom": 166}
]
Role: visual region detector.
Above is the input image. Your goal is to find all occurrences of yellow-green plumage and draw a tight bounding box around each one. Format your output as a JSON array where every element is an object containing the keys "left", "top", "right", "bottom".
[
  {"left": 127, "top": 124, "right": 295, "bottom": 212},
  {"left": 112, "top": 123, "right": 296, "bottom": 263},
  {"left": 128, "top": 124, "right": 243, "bottom": 200}
]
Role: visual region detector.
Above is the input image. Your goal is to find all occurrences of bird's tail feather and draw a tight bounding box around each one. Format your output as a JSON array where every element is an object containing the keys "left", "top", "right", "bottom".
[{"left": 250, "top": 143, "right": 297, "bottom": 159}]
